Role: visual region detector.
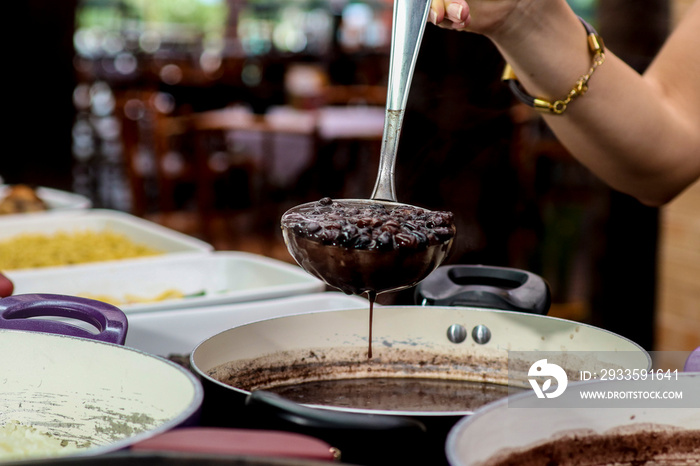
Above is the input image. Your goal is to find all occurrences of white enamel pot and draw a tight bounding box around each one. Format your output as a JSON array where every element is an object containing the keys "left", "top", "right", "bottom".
[
  {"left": 0, "top": 294, "right": 204, "bottom": 463},
  {"left": 446, "top": 372, "right": 700, "bottom": 465},
  {"left": 190, "top": 265, "right": 650, "bottom": 466}
]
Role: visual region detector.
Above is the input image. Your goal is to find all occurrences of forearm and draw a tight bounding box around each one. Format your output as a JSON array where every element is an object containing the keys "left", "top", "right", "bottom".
[
  {"left": 444, "top": 0, "right": 700, "bottom": 205},
  {"left": 540, "top": 54, "right": 700, "bottom": 206}
]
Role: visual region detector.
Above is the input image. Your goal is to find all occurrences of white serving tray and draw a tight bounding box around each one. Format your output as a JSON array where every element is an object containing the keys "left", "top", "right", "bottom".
[
  {"left": 7, "top": 251, "right": 325, "bottom": 314},
  {"left": 125, "top": 292, "right": 370, "bottom": 357},
  {"left": 0, "top": 184, "right": 92, "bottom": 212},
  {"left": 0, "top": 209, "right": 212, "bottom": 270}
]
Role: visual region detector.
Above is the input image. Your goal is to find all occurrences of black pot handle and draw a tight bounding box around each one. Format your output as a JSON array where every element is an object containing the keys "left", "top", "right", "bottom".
[
  {"left": 244, "top": 390, "right": 427, "bottom": 463},
  {"left": 245, "top": 390, "right": 426, "bottom": 433},
  {"left": 415, "top": 265, "right": 551, "bottom": 315}
]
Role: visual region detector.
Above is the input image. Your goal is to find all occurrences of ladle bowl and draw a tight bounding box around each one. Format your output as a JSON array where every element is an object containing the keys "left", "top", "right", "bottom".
[{"left": 281, "top": 198, "right": 455, "bottom": 296}]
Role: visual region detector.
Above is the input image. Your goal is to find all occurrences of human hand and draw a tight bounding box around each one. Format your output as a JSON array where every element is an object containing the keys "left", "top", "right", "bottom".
[
  {"left": 429, "top": 0, "right": 470, "bottom": 30},
  {"left": 429, "top": 0, "right": 521, "bottom": 36}
]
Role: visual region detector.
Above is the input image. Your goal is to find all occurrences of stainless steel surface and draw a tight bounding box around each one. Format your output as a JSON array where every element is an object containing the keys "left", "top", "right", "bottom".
[{"left": 371, "top": 0, "right": 432, "bottom": 202}]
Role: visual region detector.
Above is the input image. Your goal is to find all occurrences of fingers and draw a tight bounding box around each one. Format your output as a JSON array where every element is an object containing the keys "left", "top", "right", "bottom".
[
  {"left": 430, "top": 0, "right": 446, "bottom": 24},
  {"left": 430, "top": 0, "right": 470, "bottom": 29},
  {"left": 446, "top": 0, "right": 469, "bottom": 26}
]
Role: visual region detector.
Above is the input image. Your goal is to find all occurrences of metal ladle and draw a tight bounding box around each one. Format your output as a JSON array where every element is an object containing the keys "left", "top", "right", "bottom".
[{"left": 281, "top": 0, "right": 454, "bottom": 296}]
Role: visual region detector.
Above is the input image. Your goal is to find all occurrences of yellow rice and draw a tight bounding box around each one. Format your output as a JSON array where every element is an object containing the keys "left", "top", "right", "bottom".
[
  {"left": 0, "top": 230, "right": 163, "bottom": 270},
  {"left": 79, "top": 289, "right": 185, "bottom": 306}
]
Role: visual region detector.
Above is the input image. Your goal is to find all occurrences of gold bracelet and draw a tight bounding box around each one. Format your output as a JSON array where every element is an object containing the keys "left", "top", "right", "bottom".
[{"left": 502, "top": 17, "right": 606, "bottom": 115}]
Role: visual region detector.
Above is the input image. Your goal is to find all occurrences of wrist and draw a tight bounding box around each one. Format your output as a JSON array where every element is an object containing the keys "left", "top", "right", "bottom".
[
  {"left": 484, "top": 0, "right": 571, "bottom": 45},
  {"left": 488, "top": 1, "right": 595, "bottom": 102},
  {"left": 502, "top": 16, "right": 605, "bottom": 114}
]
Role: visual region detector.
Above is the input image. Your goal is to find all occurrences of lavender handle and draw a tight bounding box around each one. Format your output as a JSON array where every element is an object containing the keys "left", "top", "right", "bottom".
[
  {"left": 684, "top": 347, "right": 700, "bottom": 372},
  {"left": 0, "top": 294, "right": 127, "bottom": 345}
]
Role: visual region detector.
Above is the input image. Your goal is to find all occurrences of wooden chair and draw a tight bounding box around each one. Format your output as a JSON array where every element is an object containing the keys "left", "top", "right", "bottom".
[
  {"left": 322, "top": 85, "right": 387, "bottom": 106},
  {"left": 147, "top": 105, "right": 320, "bottom": 240}
]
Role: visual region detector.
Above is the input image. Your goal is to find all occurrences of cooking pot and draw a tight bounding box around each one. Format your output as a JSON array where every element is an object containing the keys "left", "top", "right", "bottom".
[
  {"left": 0, "top": 294, "right": 203, "bottom": 463},
  {"left": 446, "top": 372, "right": 700, "bottom": 465},
  {"left": 190, "top": 266, "right": 649, "bottom": 466}
]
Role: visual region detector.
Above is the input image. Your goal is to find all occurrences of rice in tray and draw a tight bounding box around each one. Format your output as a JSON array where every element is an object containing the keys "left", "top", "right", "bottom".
[
  {"left": 79, "top": 289, "right": 186, "bottom": 306},
  {"left": 0, "top": 421, "right": 86, "bottom": 461},
  {"left": 0, "top": 230, "right": 163, "bottom": 270}
]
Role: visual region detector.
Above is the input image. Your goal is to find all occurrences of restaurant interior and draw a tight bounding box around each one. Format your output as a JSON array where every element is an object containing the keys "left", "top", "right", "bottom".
[{"left": 4, "top": 0, "right": 699, "bottom": 357}]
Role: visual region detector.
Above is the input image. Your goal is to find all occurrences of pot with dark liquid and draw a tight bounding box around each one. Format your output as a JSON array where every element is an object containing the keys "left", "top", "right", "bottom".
[
  {"left": 190, "top": 268, "right": 650, "bottom": 466},
  {"left": 446, "top": 373, "right": 700, "bottom": 466}
]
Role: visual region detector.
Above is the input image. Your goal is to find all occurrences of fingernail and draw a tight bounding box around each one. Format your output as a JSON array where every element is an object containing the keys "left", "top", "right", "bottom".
[
  {"left": 447, "top": 3, "right": 463, "bottom": 21},
  {"left": 429, "top": 9, "right": 438, "bottom": 24}
]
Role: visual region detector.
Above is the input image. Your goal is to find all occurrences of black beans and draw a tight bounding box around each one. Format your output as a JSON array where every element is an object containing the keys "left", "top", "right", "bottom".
[
  {"left": 376, "top": 231, "right": 394, "bottom": 250},
  {"left": 395, "top": 232, "right": 418, "bottom": 248},
  {"left": 353, "top": 234, "right": 373, "bottom": 249},
  {"left": 305, "top": 222, "right": 321, "bottom": 234},
  {"left": 319, "top": 228, "right": 340, "bottom": 243},
  {"left": 281, "top": 198, "right": 456, "bottom": 251}
]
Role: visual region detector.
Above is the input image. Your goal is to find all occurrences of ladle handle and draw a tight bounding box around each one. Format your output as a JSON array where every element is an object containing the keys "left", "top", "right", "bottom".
[{"left": 371, "top": 0, "right": 432, "bottom": 202}]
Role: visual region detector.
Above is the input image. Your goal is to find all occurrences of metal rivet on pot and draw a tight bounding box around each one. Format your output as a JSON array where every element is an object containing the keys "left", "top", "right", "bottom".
[
  {"left": 471, "top": 325, "right": 491, "bottom": 344},
  {"left": 446, "top": 324, "right": 468, "bottom": 344}
]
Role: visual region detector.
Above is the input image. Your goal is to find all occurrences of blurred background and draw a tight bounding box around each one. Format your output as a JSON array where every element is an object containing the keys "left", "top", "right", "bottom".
[{"left": 4, "top": 0, "right": 699, "bottom": 353}]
